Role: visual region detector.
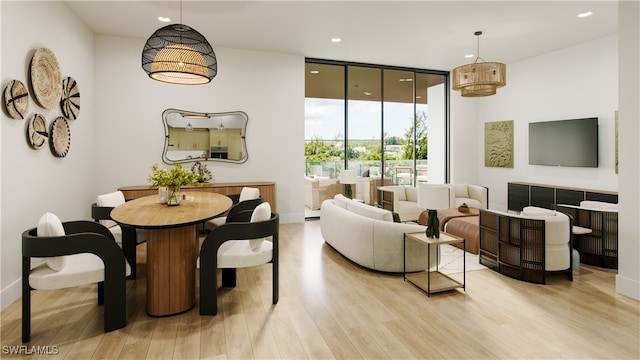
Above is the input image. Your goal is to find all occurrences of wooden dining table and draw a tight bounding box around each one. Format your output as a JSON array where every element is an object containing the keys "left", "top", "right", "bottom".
[{"left": 111, "top": 191, "right": 232, "bottom": 316}]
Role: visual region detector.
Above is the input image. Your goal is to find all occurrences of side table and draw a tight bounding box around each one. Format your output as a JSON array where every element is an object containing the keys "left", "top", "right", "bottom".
[{"left": 404, "top": 231, "right": 465, "bottom": 297}]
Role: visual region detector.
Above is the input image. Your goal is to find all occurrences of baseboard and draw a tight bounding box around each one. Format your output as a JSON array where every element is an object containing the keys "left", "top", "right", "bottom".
[
  {"left": 616, "top": 273, "right": 640, "bottom": 300},
  {"left": 1, "top": 277, "right": 21, "bottom": 312}
]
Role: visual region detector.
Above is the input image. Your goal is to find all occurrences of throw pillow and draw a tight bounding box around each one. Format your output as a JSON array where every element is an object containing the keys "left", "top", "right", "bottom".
[
  {"left": 249, "top": 202, "right": 271, "bottom": 250},
  {"left": 36, "top": 212, "right": 66, "bottom": 271},
  {"left": 392, "top": 212, "right": 401, "bottom": 223}
]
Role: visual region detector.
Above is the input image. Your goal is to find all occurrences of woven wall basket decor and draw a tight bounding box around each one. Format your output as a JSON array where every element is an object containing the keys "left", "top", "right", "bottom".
[
  {"left": 49, "top": 116, "right": 71, "bottom": 157},
  {"left": 27, "top": 113, "right": 48, "bottom": 150},
  {"left": 30, "top": 48, "right": 62, "bottom": 109},
  {"left": 60, "top": 76, "right": 80, "bottom": 120},
  {"left": 3, "top": 80, "right": 30, "bottom": 119}
]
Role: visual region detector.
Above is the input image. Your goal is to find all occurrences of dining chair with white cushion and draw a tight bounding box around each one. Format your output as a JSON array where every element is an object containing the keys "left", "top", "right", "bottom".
[{"left": 22, "top": 212, "right": 130, "bottom": 342}]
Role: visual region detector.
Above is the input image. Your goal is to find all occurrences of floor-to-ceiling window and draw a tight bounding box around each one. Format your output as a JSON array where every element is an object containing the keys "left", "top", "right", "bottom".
[{"left": 305, "top": 59, "right": 448, "bottom": 217}]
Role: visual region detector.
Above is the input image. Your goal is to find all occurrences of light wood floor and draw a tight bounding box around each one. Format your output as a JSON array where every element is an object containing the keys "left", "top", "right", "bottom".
[{"left": 2, "top": 220, "right": 639, "bottom": 359}]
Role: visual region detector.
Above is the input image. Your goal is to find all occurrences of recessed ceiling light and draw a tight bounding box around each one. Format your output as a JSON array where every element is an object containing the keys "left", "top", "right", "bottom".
[
  {"left": 157, "top": 16, "right": 171, "bottom": 22},
  {"left": 331, "top": 38, "right": 342, "bottom": 43},
  {"left": 310, "top": 70, "right": 319, "bottom": 74},
  {"left": 399, "top": 78, "right": 413, "bottom": 82},
  {"left": 465, "top": 54, "right": 475, "bottom": 58},
  {"left": 363, "top": 91, "right": 372, "bottom": 96},
  {"left": 577, "top": 11, "right": 593, "bottom": 18}
]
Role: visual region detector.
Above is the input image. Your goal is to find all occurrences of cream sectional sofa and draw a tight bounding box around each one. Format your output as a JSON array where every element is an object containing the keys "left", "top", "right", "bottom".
[{"left": 320, "top": 194, "right": 438, "bottom": 273}]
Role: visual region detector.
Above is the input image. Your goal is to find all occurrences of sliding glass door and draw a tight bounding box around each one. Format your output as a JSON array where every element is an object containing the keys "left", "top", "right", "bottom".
[{"left": 305, "top": 59, "right": 448, "bottom": 217}]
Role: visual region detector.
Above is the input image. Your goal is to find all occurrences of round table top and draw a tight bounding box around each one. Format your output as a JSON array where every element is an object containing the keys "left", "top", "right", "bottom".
[{"left": 111, "top": 191, "right": 233, "bottom": 229}]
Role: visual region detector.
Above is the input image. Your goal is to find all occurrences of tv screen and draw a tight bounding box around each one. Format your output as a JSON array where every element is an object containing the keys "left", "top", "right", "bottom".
[{"left": 529, "top": 117, "right": 598, "bottom": 167}]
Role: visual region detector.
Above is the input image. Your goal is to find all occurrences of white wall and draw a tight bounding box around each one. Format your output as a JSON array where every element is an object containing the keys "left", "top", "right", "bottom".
[
  {"left": 1, "top": 1, "right": 96, "bottom": 308},
  {"left": 474, "top": 35, "right": 619, "bottom": 211},
  {"left": 616, "top": 0, "right": 640, "bottom": 300},
  {"left": 93, "top": 36, "right": 305, "bottom": 225},
  {"left": 449, "top": 91, "right": 480, "bottom": 185}
]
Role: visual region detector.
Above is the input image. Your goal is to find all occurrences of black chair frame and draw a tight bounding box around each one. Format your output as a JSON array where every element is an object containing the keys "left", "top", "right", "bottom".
[
  {"left": 199, "top": 211, "right": 279, "bottom": 316},
  {"left": 91, "top": 203, "right": 142, "bottom": 278},
  {"left": 22, "top": 221, "right": 127, "bottom": 343}
]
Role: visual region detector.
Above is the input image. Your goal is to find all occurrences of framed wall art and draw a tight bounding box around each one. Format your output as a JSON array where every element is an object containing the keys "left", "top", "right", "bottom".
[{"left": 484, "top": 120, "right": 514, "bottom": 168}]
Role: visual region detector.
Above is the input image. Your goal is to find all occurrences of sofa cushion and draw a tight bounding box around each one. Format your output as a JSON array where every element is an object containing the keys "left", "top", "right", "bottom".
[
  {"left": 29, "top": 253, "right": 131, "bottom": 290},
  {"left": 36, "top": 212, "right": 67, "bottom": 271},
  {"left": 453, "top": 184, "right": 469, "bottom": 198},
  {"left": 347, "top": 200, "right": 393, "bottom": 222},
  {"left": 455, "top": 198, "right": 482, "bottom": 209},
  {"left": 580, "top": 200, "right": 618, "bottom": 211},
  {"left": 405, "top": 187, "right": 418, "bottom": 202},
  {"left": 522, "top": 206, "right": 556, "bottom": 217},
  {"left": 333, "top": 194, "right": 349, "bottom": 209}
]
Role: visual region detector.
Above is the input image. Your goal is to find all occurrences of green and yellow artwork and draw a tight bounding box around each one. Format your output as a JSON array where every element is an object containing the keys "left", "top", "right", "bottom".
[{"left": 485, "top": 120, "right": 514, "bottom": 168}]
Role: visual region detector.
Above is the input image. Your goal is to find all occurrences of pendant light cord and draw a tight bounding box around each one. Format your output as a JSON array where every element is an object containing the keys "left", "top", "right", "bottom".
[{"left": 474, "top": 31, "right": 485, "bottom": 63}]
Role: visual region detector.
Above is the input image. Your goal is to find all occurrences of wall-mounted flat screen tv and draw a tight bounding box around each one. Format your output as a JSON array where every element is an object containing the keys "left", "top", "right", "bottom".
[{"left": 529, "top": 117, "right": 598, "bottom": 167}]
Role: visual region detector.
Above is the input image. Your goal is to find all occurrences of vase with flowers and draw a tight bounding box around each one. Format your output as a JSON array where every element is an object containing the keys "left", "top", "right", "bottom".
[
  {"left": 148, "top": 164, "right": 198, "bottom": 206},
  {"left": 190, "top": 161, "right": 212, "bottom": 185}
]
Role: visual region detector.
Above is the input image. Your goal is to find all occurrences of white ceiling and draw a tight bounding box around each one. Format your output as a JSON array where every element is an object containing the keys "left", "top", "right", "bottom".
[{"left": 64, "top": 0, "right": 619, "bottom": 72}]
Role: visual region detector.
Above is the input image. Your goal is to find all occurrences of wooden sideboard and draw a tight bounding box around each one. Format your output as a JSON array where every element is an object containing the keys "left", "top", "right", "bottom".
[
  {"left": 507, "top": 182, "right": 617, "bottom": 212},
  {"left": 119, "top": 181, "right": 277, "bottom": 211}
]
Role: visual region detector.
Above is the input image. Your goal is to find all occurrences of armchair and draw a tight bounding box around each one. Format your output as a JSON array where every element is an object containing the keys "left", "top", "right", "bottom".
[
  {"left": 205, "top": 187, "right": 261, "bottom": 232},
  {"left": 446, "top": 183, "right": 488, "bottom": 209},
  {"left": 377, "top": 185, "right": 421, "bottom": 222},
  {"left": 22, "top": 213, "right": 129, "bottom": 342},
  {"left": 479, "top": 207, "right": 572, "bottom": 284},
  {"left": 556, "top": 200, "right": 618, "bottom": 269},
  {"left": 199, "top": 202, "right": 279, "bottom": 315},
  {"left": 92, "top": 191, "right": 147, "bottom": 278}
]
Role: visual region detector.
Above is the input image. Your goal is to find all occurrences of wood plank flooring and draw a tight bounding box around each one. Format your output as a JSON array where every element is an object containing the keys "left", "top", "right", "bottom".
[{"left": 1, "top": 220, "right": 638, "bottom": 359}]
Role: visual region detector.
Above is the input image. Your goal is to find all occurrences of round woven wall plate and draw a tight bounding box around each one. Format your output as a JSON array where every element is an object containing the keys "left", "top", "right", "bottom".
[
  {"left": 27, "top": 113, "right": 48, "bottom": 150},
  {"left": 49, "top": 116, "right": 71, "bottom": 157},
  {"left": 30, "top": 48, "right": 62, "bottom": 109},
  {"left": 60, "top": 76, "right": 80, "bottom": 120},
  {"left": 3, "top": 80, "right": 30, "bottom": 119}
]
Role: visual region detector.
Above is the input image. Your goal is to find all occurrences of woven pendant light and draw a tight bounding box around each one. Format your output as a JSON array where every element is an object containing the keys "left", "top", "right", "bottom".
[
  {"left": 452, "top": 31, "right": 506, "bottom": 97},
  {"left": 141, "top": 2, "right": 217, "bottom": 85}
]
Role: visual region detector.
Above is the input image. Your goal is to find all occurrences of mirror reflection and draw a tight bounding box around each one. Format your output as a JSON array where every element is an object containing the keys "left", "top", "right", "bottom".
[{"left": 162, "top": 109, "right": 248, "bottom": 164}]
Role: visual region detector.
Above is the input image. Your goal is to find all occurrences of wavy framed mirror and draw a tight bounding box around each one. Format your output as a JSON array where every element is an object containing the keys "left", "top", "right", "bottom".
[{"left": 162, "top": 108, "right": 248, "bottom": 164}]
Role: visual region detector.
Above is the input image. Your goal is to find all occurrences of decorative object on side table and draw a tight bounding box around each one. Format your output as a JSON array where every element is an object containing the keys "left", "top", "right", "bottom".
[
  {"left": 417, "top": 184, "right": 452, "bottom": 238},
  {"left": 458, "top": 203, "right": 470, "bottom": 213},
  {"left": 190, "top": 161, "right": 212, "bottom": 184},
  {"left": 340, "top": 169, "right": 357, "bottom": 199},
  {"left": 147, "top": 164, "right": 198, "bottom": 206}
]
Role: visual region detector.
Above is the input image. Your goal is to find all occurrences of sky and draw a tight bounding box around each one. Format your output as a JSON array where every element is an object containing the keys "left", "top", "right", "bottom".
[{"left": 305, "top": 98, "right": 427, "bottom": 141}]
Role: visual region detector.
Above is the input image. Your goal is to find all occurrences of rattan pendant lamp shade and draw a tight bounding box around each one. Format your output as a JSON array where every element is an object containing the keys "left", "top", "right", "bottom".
[
  {"left": 452, "top": 31, "right": 506, "bottom": 97},
  {"left": 142, "top": 2, "right": 217, "bottom": 85}
]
